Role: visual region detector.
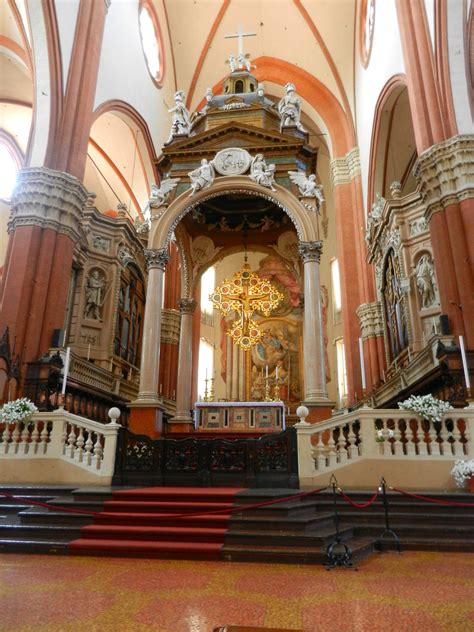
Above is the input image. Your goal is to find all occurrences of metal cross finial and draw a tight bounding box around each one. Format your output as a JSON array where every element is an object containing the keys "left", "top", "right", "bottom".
[{"left": 225, "top": 24, "right": 256, "bottom": 56}]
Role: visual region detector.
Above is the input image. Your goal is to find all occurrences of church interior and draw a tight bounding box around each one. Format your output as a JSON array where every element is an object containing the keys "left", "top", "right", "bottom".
[{"left": 0, "top": 0, "right": 473, "bottom": 630}]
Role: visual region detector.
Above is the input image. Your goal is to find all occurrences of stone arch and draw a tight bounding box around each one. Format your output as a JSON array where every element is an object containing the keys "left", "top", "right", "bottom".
[{"left": 149, "top": 176, "right": 319, "bottom": 253}]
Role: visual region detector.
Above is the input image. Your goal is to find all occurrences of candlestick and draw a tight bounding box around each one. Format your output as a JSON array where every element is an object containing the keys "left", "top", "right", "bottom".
[
  {"left": 358, "top": 337, "right": 366, "bottom": 390},
  {"left": 459, "top": 335, "right": 471, "bottom": 390},
  {"left": 264, "top": 375, "right": 272, "bottom": 402},
  {"left": 61, "top": 347, "right": 71, "bottom": 395},
  {"left": 265, "top": 365, "right": 268, "bottom": 378},
  {"left": 275, "top": 365, "right": 279, "bottom": 380}
]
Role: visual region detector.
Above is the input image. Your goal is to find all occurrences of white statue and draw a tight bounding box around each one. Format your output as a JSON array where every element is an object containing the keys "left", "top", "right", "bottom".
[
  {"left": 149, "top": 179, "right": 181, "bottom": 207},
  {"left": 188, "top": 159, "right": 215, "bottom": 196},
  {"left": 205, "top": 87, "right": 213, "bottom": 106},
  {"left": 250, "top": 154, "right": 276, "bottom": 191},
  {"left": 228, "top": 53, "right": 237, "bottom": 72},
  {"left": 278, "top": 83, "right": 304, "bottom": 131},
  {"left": 84, "top": 270, "right": 106, "bottom": 321},
  {"left": 169, "top": 91, "right": 191, "bottom": 137},
  {"left": 237, "top": 52, "right": 252, "bottom": 72},
  {"left": 415, "top": 254, "right": 438, "bottom": 309},
  {"left": 288, "top": 171, "right": 324, "bottom": 205}
]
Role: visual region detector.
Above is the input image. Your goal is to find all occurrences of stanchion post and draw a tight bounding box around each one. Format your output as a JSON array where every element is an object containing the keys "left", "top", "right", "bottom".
[
  {"left": 325, "top": 474, "right": 356, "bottom": 570},
  {"left": 375, "top": 477, "right": 401, "bottom": 553}
]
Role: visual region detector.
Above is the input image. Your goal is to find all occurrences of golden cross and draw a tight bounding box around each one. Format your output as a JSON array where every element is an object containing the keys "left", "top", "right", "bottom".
[{"left": 210, "top": 263, "right": 283, "bottom": 351}]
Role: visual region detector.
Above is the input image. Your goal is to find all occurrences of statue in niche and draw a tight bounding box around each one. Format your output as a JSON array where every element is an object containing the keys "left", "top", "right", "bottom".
[
  {"left": 188, "top": 159, "right": 215, "bottom": 195},
  {"left": 84, "top": 270, "right": 106, "bottom": 321},
  {"left": 415, "top": 254, "right": 438, "bottom": 309},
  {"left": 382, "top": 251, "right": 409, "bottom": 361},
  {"left": 250, "top": 154, "right": 276, "bottom": 191},
  {"left": 288, "top": 171, "right": 324, "bottom": 207},
  {"left": 169, "top": 91, "right": 191, "bottom": 138},
  {"left": 278, "top": 83, "right": 305, "bottom": 131}
]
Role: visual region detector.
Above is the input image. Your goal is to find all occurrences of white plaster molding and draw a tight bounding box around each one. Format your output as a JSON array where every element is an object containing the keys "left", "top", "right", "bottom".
[
  {"left": 414, "top": 135, "right": 474, "bottom": 222},
  {"left": 329, "top": 147, "right": 361, "bottom": 188},
  {"left": 8, "top": 167, "right": 88, "bottom": 242}
]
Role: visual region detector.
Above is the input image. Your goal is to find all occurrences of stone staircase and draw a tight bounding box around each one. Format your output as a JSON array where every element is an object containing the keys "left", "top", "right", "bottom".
[{"left": 0, "top": 485, "right": 473, "bottom": 563}]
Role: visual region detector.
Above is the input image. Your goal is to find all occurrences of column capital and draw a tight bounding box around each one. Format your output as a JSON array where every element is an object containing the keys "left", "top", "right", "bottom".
[
  {"left": 8, "top": 167, "right": 88, "bottom": 241},
  {"left": 299, "top": 240, "right": 323, "bottom": 263},
  {"left": 414, "top": 134, "right": 474, "bottom": 222},
  {"left": 144, "top": 248, "right": 169, "bottom": 271},
  {"left": 356, "top": 301, "right": 384, "bottom": 341},
  {"left": 178, "top": 298, "right": 197, "bottom": 314}
]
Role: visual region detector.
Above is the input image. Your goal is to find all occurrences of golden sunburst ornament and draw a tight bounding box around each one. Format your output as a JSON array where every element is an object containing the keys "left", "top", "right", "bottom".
[{"left": 210, "top": 263, "right": 284, "bottom": 351}]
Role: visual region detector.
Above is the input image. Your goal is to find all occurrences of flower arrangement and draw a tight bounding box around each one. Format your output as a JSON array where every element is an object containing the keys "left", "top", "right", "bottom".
[
  {"left": 398, "top": 394, "right": 452, "bottom": 423},
  {"left": 375, "top": 428, "right": 394, "bottom": 443},
  {"left": 451, "top": 459, "right": 474, "bottom": 488},
  {"left": 0, "top": 398, "right": 38, "bottom": 425}
]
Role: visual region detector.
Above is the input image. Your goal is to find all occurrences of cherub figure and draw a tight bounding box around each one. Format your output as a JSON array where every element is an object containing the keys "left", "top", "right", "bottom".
[{"left": 288, "top": 171, "right": 324, "bottom": 206}]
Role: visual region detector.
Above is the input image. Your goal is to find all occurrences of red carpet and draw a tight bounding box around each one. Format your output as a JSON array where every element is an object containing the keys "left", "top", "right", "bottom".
[{"left": 69, "top": 487, "right": 246, "bottom": 560}]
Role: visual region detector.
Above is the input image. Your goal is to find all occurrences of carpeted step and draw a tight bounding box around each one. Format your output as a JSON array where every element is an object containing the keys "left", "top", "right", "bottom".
[
  {"left": 69, "top": 538, "right": 223, "bottom": 560},
  {"left": 94, "top": 511, "right": 231, "bottom": 528},
  {"left": 111, "top": 486, "right": 246, "bottom": 503},
  {"left": 102, "top": 500, "right": 235, "bottom": 514},
  {"left": 80, "top": 524, "right": 227, "bottom": 543}
]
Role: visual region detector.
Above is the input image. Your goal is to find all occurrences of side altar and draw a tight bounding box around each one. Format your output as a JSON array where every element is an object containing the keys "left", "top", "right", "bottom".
[{"left": 195, "top": 402, "right": 285, "bottom": 433}]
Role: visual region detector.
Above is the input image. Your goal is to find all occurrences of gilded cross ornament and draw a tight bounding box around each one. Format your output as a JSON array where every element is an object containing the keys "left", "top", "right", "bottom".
[{"left": 210, "top": 263, "right": 284, "bottom": 351}]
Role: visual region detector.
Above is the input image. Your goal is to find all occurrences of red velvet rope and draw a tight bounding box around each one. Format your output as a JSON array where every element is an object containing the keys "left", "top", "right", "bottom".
[
  {"left": 391, "top": 487, "right": 474, "bottom": 508},
  {"left": 338, "top": 489, "right": 380, "bottom": 508},
  {"left": 0, "top": 492, "right": 102, "bottom": 516}
]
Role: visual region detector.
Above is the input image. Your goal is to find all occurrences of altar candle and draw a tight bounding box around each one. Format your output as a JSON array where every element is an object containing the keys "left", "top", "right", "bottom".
[
  {"left": 358, "top": 337, "right": 366, "bottom": 390},
  {"left": 61, "top": 347, "right": 71, "bottom": 395},
  {"left": 265, "top": 365, "right": 268, "bottom": 378},
  {"left": 276, "top": 366, "right": 279, "bottom": 380},
  {"left": 459, "top": 335, "right": 471, "bottom": 389}
]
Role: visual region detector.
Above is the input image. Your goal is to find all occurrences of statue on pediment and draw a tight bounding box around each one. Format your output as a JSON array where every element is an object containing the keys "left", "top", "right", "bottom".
[
  {"left": 169, "top": 91, "right": 191, "bottom": 138},
  {"left": 188, "top": 159, "right": 215, "bottom": 195},
  {"left": 288, "top": 171, "right": 324, "bottom": 206},
  {"left": 278, "top": 83, "right": 305, "bottom": 131},
  {"left": 250, "top": 154, "right": 276, "bottom": 191}
]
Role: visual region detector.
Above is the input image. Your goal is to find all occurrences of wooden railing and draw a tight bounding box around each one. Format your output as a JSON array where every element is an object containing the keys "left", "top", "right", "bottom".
[
  {"left": 0, "top": 408, "right": 121, "bottom": 480},
  {"left": 296, "top": 405, "right": 474, "bottom": 479}
]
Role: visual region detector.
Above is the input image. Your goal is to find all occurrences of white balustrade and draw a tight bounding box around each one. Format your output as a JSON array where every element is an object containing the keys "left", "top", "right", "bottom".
[
  {"left": 0, "top": 408, "right": 121, "bottom": 480},
  {"left": 296, "top": 405, "right": 474, "bottom": 479}
]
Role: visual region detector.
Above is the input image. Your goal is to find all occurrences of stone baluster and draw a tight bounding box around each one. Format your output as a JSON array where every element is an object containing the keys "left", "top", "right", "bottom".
[
  {"left": 0, "top": 425, "right": 12, "bottom": 454},
  {"left": 298, "top": 241, "right": 328, "bottom": 401},
  {"left": 346, "top": 423, "right": 357, "bottom": 459},
  {"left": 31, "top": 421, "right": 40, "bottom": 454},
  {"left": 336, "top": 425, "right": 347, "bottom": 462},
  {"left": 418, "top": 420, "right": 430, "bottom": 456},
  {"left": 67, "top": 424, "right": 76, "bottom": 458},
  {"left": 92, "top": 433, "right": 103, "bottom": 469},
  {"left": 20, "top": 421, "right": 30, "bottom": 454},
  {"left": 313, "top": 432, "right": 327, "bottom": 470},
  {"left": 84, "top": 432, "right": 94, "bottom": 466},
  {"left": 61, "top": 421, "right": 68, "bottom": 455},
  {"left": 137, "top": 248, "right": 170, "bottom": 401},
  {"left": 172, "top": 298, "right": 197, "bottom": 423},
  {"left": 451, "top": 421, "right": 462, "bottom": 457},
  {"left": 75, "top": 426, "right": 85, "bottom": 461},
  {"left": 428, "top": 423, "right": 441, "bottom": 456},
  {"left": 404, "top": 419, "right": 417, "bottom": 456},
  {"left": 326, "top": 429, "right": 337, "bottom": 466},
  {"left": 392, "top": 421, "right": 403, "bottom": 456},
  {"left": 439, "top": 421, "right": 450, "bottom": 456},
  {"left": 11, "top": 423, "right": 21, "bottom": 454}
]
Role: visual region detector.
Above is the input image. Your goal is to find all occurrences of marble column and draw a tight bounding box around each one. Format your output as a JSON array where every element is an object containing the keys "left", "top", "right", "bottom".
[
  {"left": 299, "top": 241, "right": 328, "bottom": 401},
  {"left": 137, "top": 248, "right": 169, "bottom": 402},
  {"left": 172, "top": 298, "right": 197, "bottom": 422}
]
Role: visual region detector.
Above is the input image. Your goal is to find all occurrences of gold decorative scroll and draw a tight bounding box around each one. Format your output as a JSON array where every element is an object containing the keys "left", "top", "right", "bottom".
[{"left": 210, "top": 263, "right": 284, "bottom": 351}]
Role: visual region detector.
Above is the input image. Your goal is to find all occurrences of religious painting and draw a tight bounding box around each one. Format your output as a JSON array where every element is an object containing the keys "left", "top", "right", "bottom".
[
  {"left": 256, "top": 254, "right": 302, "bottom": 317},
  {"left": 246, "top": 318, "right": 302, "bottom": 405}
]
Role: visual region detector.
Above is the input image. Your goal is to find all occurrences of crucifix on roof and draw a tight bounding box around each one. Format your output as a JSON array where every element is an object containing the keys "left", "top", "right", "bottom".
[{"left": 225, "top": 25, "right": 256, "bottom": 72}]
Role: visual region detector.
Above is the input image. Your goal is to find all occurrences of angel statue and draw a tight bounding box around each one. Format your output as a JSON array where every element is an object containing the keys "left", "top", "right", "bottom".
[
  {"left": 188, "top": 159, "right": 215, "bottom": 196},
  {"left": 168, "top": 90, "right": 191, "bottom": 138},
  {"left": 288, "top": 171, "right": 324, "bottom": 206},
  {"left": 149, "top": 179, "right": 180, "bottom": 207},
  {"left": 249, "top": 154, "right": 277, "bottom": 191}
]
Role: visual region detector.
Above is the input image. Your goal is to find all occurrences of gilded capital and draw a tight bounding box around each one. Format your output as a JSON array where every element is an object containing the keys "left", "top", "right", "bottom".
[
  {"left": 144, "top": 248, "right": 169, "bottom": 271},
  {"left": 299, "top": 240, "right": 323, "bottom": 263},
  {"left": 178, "top": 298, "right": 197, "bottom": 314}
]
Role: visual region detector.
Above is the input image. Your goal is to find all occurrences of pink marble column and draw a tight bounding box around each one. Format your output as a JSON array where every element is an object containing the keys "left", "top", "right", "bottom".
[
  {"left": 299, "top": 241, "right": 328, "bottom": 401},
  {"left": 137, "top": 248, "right": 169, "bottom": 402},
  {"left": 172, "top": 298, "right": 197, "bottom": 423}
]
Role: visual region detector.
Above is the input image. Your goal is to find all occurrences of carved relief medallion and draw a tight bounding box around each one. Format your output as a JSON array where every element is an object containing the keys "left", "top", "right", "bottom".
[{"left": 213, "top": 148, "right": 251, "bottom": 176}]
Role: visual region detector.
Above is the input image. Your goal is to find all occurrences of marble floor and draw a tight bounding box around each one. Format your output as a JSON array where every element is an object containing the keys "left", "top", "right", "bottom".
[{"left": 1, "top": 552, "right": 473, "bottom": 631}]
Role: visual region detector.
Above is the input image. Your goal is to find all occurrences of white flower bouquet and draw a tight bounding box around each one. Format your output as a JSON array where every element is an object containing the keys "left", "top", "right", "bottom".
[
  {"left": 398, "top": 394, "right": 452, "bottom": 423},
  {"left": 0, "top": 398, "right": 38, "bottom": 425},
  {"left": 375, "top": 428, "right": 394, "bottom": 443},
  {"left": 451, "top": 459, "right": 474, "bottom": 488}
]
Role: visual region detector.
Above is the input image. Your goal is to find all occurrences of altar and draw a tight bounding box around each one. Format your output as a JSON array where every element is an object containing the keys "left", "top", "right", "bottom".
[{"left": 194, "top": 402, "right": 285, "bottom": 433}]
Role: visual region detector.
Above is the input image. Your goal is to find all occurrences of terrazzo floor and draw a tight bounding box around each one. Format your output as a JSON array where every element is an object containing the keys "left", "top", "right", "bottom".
[{"left": 1, "top": 552, "right": 473, "bottom": 631}]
